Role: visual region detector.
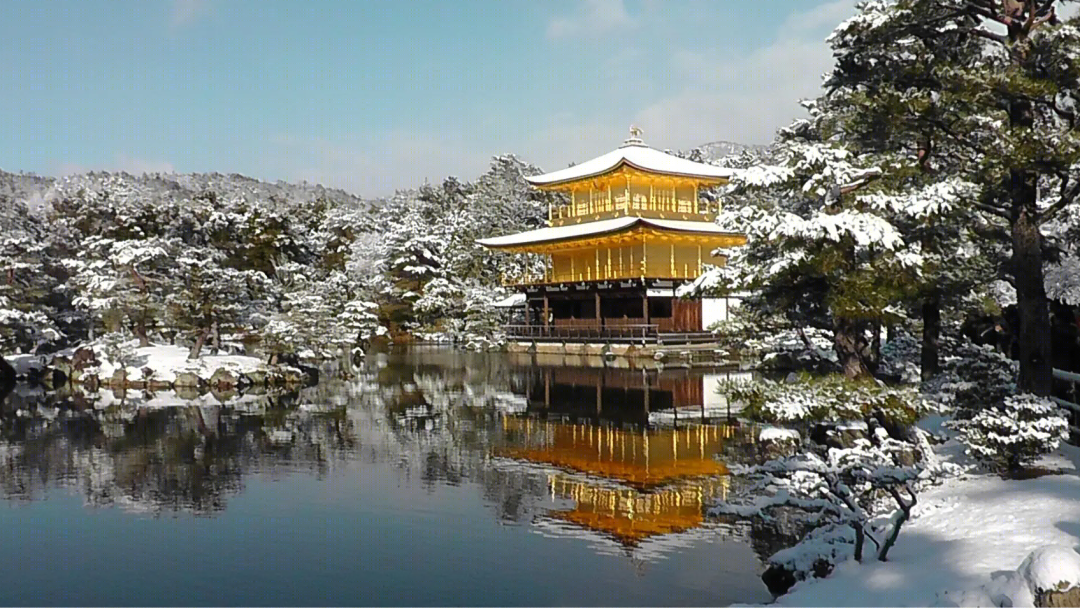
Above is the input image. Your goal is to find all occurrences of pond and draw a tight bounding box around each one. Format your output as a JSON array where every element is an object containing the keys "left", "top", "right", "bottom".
[{"left": 0, "top": 347, "right": 777, "bottom": 606}]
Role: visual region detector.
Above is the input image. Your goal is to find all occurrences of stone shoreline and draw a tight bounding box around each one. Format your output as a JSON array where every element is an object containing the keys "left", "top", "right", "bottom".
[{"left": 13, "top": 345, "right": 319, "bottom": 394}]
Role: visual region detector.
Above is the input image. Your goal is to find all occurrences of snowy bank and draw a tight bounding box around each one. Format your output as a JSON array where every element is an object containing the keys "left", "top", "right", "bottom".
[
  {"left": 49, "top": 343, "right": 314, "bottom": 391},
  {"left": 770, "top": 443, "right": 1080, "bottom": 607}
]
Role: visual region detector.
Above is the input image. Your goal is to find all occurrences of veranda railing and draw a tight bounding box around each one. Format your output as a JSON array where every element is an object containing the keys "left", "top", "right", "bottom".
[{"left": 503, "top": 324, "right": 659, "bottom": 344}]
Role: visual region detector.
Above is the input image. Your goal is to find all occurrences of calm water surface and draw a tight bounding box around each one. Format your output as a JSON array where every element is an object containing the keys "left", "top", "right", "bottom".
[{"left": 0, "top": 348, "right": 775, "bottom": 606}]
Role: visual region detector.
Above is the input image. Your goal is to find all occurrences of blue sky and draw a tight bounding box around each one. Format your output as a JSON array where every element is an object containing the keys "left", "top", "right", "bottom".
[{"left": 1, "top": 0, "right": 856, "bottom": 196}]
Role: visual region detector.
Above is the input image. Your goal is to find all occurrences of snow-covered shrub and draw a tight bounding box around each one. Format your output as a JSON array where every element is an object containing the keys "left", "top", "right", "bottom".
[
  {"left": 340, "top": 299, "right": 384, "bottom": 344},
  {"left": 765, "top": 523, "right": 854, "bottom": 589},
  {"left": 950, "top": 393, "right": 1069, "bottom": 472},
  {"left": 918, "top": 339, "right": 1019, "bottom": 420},
  {"left": 938, "top": 341, "right": 1018, "bottom": 412},
  {"left": 721, "top": 374, "right": 919, "bottom": 424},
  {"left": 713, "top": 436, "right": 921, "bottom": 564},
  {"left": 97, "top": 333, "right": 137, "bottom": 371},
  {"left": 260, "top": 317, "right": 302, "bottom": 356},
  {"left": 877, "top": 331, "right": 920, "bottom": 384},
  {"left": 0, "top": 297, "right": 58, "bottom": 353}
]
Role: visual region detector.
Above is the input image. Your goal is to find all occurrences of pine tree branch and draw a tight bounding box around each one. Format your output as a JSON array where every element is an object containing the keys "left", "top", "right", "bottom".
[
  {"left": 924, "top": 117, "right": 991, "bottom": 158},
  {"left": 972, "top": 222, "right": 1012, "bottom": 243},
  {"left": 879, "top": 483, "right": 917, "bottom": 561},
  {"left": 962, "top": 26, "right": 1011, "bottom": 45},
  {"left": 1021, "top": 0, "right": 1055, "bottom": 32},
  {"left": 1041, "top": 0, "right": 1059, "bottom": 24},
  {"left": 904, "top": 8, "right": 974, "bottom": 32},
  {"left": 1039, "top": 173, "right": 1080, "bottom": 224},
  {"left": 1024, "top": 0, "right": 1039, "bottom": 33},
  {"left": 838, "top": 169, "right": 884, "bottom": 195},
  {"left": 961, "top": 0, "right": 1014, "bottom": 26},
  {"left": 972, "top": 200, "right": 1013, "bottom": 219}
]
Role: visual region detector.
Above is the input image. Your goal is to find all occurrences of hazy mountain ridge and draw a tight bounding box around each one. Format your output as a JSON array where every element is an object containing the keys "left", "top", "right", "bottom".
[
  {"left": 0, "top": 139, "right": 764, "bottom": 212},
  {"left": 0, "top": 168, "right": 373, "bottom": 214}
]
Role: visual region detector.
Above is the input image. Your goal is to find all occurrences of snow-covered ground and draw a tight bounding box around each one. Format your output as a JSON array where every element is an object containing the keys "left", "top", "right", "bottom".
[
  {"left": 85, "top": 343, "right": 273, "bottom": 383},
  {"left": 774, "top": 443, "right": 1080, "bottom": 607}
]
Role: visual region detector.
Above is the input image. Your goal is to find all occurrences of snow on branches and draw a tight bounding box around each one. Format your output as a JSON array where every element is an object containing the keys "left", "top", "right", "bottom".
[
  {"left": 712, "top": 434, "right": 924, "bottom": 565},
  {"left": 950, "top": 393, "right": 1070, "bottom": 472}
]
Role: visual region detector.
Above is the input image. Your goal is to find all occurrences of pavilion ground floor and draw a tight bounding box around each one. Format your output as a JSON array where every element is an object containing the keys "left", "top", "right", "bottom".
[{"left": 505, "top": 279, "right": 734, "bottom": 342}]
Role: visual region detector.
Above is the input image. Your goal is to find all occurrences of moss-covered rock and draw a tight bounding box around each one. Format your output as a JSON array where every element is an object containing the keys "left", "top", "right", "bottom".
[
  {"left": 174, "top": 371, "right": 203, "bottom": 389},
  {"left": 209, "top": 368, "right": 238, "bottom": 390}
]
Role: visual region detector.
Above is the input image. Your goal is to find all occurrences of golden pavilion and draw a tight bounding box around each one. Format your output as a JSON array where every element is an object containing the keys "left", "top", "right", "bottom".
[{"left": 478, "top": 128, "right": 746, "bottom": 338}]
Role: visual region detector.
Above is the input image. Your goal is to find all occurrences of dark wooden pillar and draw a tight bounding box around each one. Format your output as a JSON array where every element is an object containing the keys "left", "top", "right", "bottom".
[
  {"left": 544, "top": 370, "right": 550, "bottom": 409},
  {"left": 543, "top": 294, "right": 550, "bottom": 335},
  {"left": 595, "top": 292, "right": 601, "bottom": 327}
]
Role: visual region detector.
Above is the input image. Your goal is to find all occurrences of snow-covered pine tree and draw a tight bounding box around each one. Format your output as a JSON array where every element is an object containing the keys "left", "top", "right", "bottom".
[
  {"left": 109, "top": 238, "right": 173, "bottom": 346},
  {"left": 166, "top": 248, "right": 270, "bottom": 359},
  {"left": 65, "top": 236, "right": 122, "bottom": 341},
  {"left": 826, "top": 0, "right": 1080, "bottom": 394},
  {"left": 0, "top": 233, "right": 59, "bottom": 378},
  {"left": 704, "top": 104, "right": 922, "bottom": 379}
]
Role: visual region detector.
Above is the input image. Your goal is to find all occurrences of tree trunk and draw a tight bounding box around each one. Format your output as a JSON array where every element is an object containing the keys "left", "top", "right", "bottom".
[
  {"left": 834, "top": 318, "right": 873, "bottom": 379},
  {"left": 879, "top": 486, "right": 916, "bottom": 561},
  {"left": 136, "top": 314, "right": 150, "bottom": 348},
  {"left": 852, "top": 523, "right": 865, "bottom": 563},
  {"left": 188, "top": 328, "right": 208, "bottom": 360},
  {"left": 921, "top": 291, "right": 941, "bottom": 382},
  {"left": 0, "top": 355, "right": 15, "bottom": 387},
  {"left": 1012, "top": 213, "right": 1053, "bottom": 395},
  {"left": 210, "top": 321, "right": 220, "bottom": 355},
  {"left": 870, "top": 321, "right": 882, "bottom": 373},
  {"left": 1004, "top": 29, "right": 1053, "bottom": 395}
]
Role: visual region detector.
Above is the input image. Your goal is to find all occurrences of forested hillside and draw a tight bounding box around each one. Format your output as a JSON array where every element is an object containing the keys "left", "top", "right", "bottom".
[{"left": 0, "top": 154, "right": 558, "bottom": 369}]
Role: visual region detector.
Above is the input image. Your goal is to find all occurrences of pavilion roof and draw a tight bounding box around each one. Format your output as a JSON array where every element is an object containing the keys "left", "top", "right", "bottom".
[
  {"left": 476, "top": 216, "right": 743, "bottom": 249},
  {"left": 525, "top": 140, "right": 734, "bottom": 188}
]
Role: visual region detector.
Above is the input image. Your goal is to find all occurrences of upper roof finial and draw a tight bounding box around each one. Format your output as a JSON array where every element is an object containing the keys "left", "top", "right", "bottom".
[{"left": 622, "top": 125, "right": 645, "bottom": 147}]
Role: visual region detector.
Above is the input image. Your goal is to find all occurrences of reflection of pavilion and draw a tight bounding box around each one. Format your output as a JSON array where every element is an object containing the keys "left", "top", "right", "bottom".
[
  {"left": 545, "top": 474, "right": 730, "bottom": 546},
  {"left": 499, "top": 417, "right": 732, "bottom": 488},
  {"left": 522, "top": 366, "right": 745, "bottom": 426},
  {"left": 497, "top": 416, "right": 736, "bottom": 550}
]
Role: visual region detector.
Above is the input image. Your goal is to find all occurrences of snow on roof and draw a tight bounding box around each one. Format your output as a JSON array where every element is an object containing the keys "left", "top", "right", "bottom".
[
  {"left": 493, "top": 293, "right": 527, "bottom": 308},
  {"left": 477, "top": 216, "right": 743, "bottom": 249},
  {"left": 526, "top": 141, "right": 735, "bottom": 187}
]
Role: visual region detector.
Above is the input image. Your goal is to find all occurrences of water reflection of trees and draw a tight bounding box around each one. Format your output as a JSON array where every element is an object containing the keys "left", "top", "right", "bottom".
[
  {"left": 358, "top": 352, "right": 554, "bottom": 522},
  {"left": 0, "top": 383, "right": 356, "bottom": 515},
  {"left": 0, "top": 348, "right": 791, "bottom": 571}
]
